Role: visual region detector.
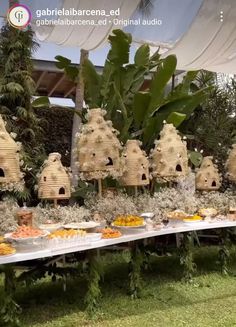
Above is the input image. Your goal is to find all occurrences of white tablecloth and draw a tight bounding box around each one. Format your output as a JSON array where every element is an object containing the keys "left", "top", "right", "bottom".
[{"left": 1, "top": 220, "right": 235, "bottom": 265}]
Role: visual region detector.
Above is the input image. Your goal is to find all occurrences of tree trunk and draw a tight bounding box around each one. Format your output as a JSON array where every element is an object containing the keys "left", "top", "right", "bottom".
[{"left": 70, "top": 49, "right": 89, "bottom": 188}]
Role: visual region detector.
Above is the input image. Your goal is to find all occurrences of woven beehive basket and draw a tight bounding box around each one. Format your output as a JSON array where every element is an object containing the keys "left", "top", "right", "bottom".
[
  {"left": 226, "top": 145, "right": 236, "bottom": 183},
  {"left": 196, "top": 156, "right": 221, "bottom": 191},
  {"left": 38, "top": 153, "right": 71, "bottom": 200},
  {"left": 76, "top": 108, "right": 122, "bottom": 179},
  {"left": 120, "top": 140, "right": 149, "bottom": 186},
  {"left": 150, "top": 123, "right": 189, "bottom": 181},
  {"left": 0, "top": 115, "right": 21, "bottom": 183}
]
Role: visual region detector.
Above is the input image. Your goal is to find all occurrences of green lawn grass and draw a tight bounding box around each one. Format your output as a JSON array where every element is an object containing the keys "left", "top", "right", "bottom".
[{"left": 1, "top": 247, "right": 236, "bottom": 327}]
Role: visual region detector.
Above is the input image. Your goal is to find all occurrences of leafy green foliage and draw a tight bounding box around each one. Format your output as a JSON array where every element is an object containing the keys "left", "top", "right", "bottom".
[
  {"left": 0, "top": 266, "right": 21, "bottom": 327},
  {"left": 84, "top": 251, "right": 103, "bottom": 316},
  {"left": 188, "top": 151, "right": 203, "bottom": 167},
  {"left": 179, "top": 232, "right": 197, "bottom": 283},
  {"left": 129, "top": 243, "right": 144, "bottom": 299},
  {"left": 80, "top": 30, "right": 210, "bottom": 148},
  {"left": 0, "top": 24, "right": 46, "bottom": 203},
  {"left": 32, "top": 96, "right": 50, "bottom": 108},
  {"left": 55, "top": 55, "right": 79, "bottom": 82},
  {"left": 181, "top": 74, "right": 236, "bottom": 180},
  {"left": 217, "top": 228, "right": 232, "bottom": 275}
]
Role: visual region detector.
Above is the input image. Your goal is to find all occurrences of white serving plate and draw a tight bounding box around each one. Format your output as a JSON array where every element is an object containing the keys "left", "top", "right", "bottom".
[
  {"left": 140, "top": 212, "right": 155, "bottom": 218},
  {"left": 111, "top": 222, "right": 146, "bottom": 230},
  {"left": 4, "top": 231, "right": 49, "bottom": 242},
  {"left": 183, "top": 220, "right": 204, "bottom": 226},
  {"left": 85, "top": 233, "right": 102, "bottom": 242},
  {"left": 64, "top": 222, "right": 100, "bottom": 230},
  {"left": 39, "top": 223, "right": 62, "bottom": 232}
]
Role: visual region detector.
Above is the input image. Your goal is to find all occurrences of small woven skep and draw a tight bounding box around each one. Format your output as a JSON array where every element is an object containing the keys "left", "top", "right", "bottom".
[
  {"left": 38, "top": 153, "right": 71, "bottom": 200},
  {"left": 149, "top": 123, "right": 189, "bottom": 182},
  {"left": 76, "top": 108, "right": 122, "bottom": 180},
  {"left": 0, "top": 115, "right": 21, "bottom": 184},
  {"left": 226, "top": 144, "right": 236, "bottom": 183},
  {"left": 120, "top": 140, "right": 149, "bottom": 186},
  {"left": 196, "top": 156, "right": 221, "bottom": 191}
]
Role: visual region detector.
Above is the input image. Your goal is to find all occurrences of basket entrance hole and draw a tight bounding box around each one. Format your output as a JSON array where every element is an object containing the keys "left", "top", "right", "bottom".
[
  {"left": 0, "top": 168, "right": 5, "bottom": 177},
  {"left": 176, "top": 164, "right": 182, "bottom": 172},
  {"left": 142, "top": 174, "right": 147, "bottom": 180},
  {"left": 59, "top": 187, "right": 65, "bottom": 195},
  {"left": 106, "top": 157, "right": 113, "bottom": 166},
  {"left": 212, "top": 181, "right": 216, "bottom": 187}
]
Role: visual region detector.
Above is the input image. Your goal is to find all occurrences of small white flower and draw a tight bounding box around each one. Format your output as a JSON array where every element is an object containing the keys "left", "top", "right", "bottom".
[{"left": 10, "top": 132, "right": 17, "bottom": 139}]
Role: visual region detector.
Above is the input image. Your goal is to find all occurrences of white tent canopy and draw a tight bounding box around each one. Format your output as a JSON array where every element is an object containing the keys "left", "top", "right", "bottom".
[{"left": 33, "top": 0, "right": 236, "bottom": 74}]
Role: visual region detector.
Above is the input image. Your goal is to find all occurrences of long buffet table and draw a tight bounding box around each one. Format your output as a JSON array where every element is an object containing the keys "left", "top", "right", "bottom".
[{"left": 1, "top": 219, "right": 236, "bottom": 265}]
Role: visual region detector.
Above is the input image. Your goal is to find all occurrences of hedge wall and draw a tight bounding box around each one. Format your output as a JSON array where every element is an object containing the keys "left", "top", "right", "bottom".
[{"left": 35, "top": 107, "right": 73, "bottom": 166}]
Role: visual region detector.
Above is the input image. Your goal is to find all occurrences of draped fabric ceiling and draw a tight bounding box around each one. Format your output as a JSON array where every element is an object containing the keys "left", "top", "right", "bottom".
[{"left": 34, "top": 0, "right": 236, "bottom": 74}]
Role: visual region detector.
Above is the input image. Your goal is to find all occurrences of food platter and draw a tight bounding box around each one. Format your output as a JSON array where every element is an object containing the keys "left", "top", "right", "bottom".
[
  {"left": 63, "top": 222, "right": 100, "bottom": 230},
  {"left": 39, "top": 223, "right": 62, "bottom": 232},
  {"left": 111, "top": 222, "right": 146, "bottom": 229},
  {"left": 5, "top": 230, "right": 49, "bottom": 242}
]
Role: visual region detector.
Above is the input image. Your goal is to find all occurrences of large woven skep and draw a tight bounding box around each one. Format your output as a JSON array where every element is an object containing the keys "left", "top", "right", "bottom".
[
  {"left": 38, "top": 153, "right": 71, "bottom": 200},
  {"left": 196, "top": 156, "right": 221, "bottom": 191},
  {"left": 0, "top": 115, "right": 21, "bottom": 184},
  {"left": 120, "top": 140, "right": 149, "bottom": 186},
  {"left": 149, "top": 123, "right": 189, "bottom": 182},
  {"left": 76, "top": 108, "right": 122, "bottom": 180}
]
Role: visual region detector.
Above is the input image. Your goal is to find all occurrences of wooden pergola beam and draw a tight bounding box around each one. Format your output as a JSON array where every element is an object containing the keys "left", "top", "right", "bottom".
[
  {"left": 64, "top": 86, "right": 76, "bottom": 98},
  {"left": 48, "top": 74, "right": 65, "bottom": 97},
  {"left": 36, "top": 71, "right": 47, "bottom": 90}
]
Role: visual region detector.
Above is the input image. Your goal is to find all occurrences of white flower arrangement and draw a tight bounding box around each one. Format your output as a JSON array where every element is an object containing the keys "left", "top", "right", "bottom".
[
  {"left": 0, "top": 198, "right": 19, "bottom": 234},
  {"left": 34, "top": 204, "right": 90, "bottom": 225}
]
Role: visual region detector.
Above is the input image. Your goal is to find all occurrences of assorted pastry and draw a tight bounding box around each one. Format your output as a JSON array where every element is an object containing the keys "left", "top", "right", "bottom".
[
  {"left": 166, "top": 211, "right": 188, "bottom": 220},
  {"left": 113, "top": 215, "right": 144, "bottom": 227},
  {"left": 198, "top": 208, "right": 218, "bottom": 217},
  {"left": 100, "top": 228, "right": 122, "bottom": 239},
  {"left": 48, "top": 229, "right": 86, "bottom": 239}
]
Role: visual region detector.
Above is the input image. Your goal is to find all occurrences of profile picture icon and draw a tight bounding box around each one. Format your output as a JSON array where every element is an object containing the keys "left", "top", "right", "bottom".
[{"left": 7, "top": 4, "right": 31, "bottom": 29}]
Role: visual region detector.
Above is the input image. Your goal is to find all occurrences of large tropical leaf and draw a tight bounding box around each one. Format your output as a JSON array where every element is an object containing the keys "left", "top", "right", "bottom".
[
  {"left": 154, "top": 87, "right": 211, "bottom": 118},
  {"left": 55, "top": 55, "right": 72, "bottom": 69},
  {"left": 166, "top": 112, "right": 186, "bottom": 127},
  {"left": 147, "top": 55, "right": 177, "bottom": 115},
  {"left": 134, "top": 44, "right": 150, "bottom": 67},
  {"left": 100, "top": 61, "right": 115, "bottom": 99},
  {"left": 55, "top": 55, "right": 79, "bottom": 81},
  {"left": 142, "top": 116, "right": 163, "bottom": 146},
  {"left": 82, "top": 59, "right": 101, "bottom": 107},
  {"left": 32, "top": 96, "right": 50, "bottom": 108},
  {"left": 107, "top": 29, "right": 132, "bottom": 66},
  {"left": 133, "top": 92, "right": 151, "bottom": 127}
]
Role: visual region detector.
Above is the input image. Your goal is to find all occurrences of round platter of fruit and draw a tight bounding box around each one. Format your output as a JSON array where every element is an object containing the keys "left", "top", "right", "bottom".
[
  {"left": 112, "top": 215, "right": 146, "bottom": 229},
  {"left": 183, "top": 215, "right": 203, "bottom": 224}
]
